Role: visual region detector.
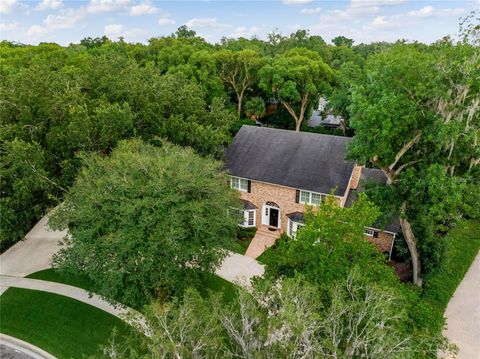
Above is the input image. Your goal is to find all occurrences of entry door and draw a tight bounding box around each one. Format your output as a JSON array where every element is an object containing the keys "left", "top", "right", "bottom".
[{"left": 269, "top": 208, "right": 279, "bottom": 227}]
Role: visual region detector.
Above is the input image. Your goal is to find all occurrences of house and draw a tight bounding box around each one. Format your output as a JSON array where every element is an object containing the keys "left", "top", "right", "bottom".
[
  {"left": 307, "top": 96, "right": 345, "bottom": 129},
  {"left": 225, "top": 125, "right": 398, "bottom": 258}
]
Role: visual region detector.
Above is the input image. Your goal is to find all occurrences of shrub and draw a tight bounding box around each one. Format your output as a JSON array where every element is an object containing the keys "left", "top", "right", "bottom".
[
  {"left": 236, "top": 227, "right": 256, "bottom": 240},
  {"left": 422, "top": 220, "right": 480, "bottom": 312}
]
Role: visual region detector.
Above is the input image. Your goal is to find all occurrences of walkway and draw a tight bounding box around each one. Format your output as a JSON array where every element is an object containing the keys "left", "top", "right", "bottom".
[
  {"left": 444, "top": 251, "right": 480, "bottom": 359},
  {"left": 215, "top": 252, "right": 264, "bottom": 289},
  {"left": 0, "top": 214, "right": 65, "bottom": 279},
  {"left": 0, "top": 275, "right": 129, "bottom": 319},
  {"left": 245, "top": 226, "right": 280, "bottom": 258}
]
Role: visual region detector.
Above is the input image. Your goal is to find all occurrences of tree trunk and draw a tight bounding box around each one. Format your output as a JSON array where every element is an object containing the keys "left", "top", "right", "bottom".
[
  {"left": 237, "top": 92, "right": 243, "bottom": 119},
  {"left": 400, "top": 202, "right": 422, "bottom": 286}
]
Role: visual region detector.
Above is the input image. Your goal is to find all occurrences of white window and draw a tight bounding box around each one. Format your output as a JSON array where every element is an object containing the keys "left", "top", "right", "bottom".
[
  {"left": 299, "top": 190, "right": 323, "bottom": 206},
  {"left": 237, "top": 209, "right": 256, "bottom": 227},
  {"left": 288, "top": 219, "right": 303, "bottom": 237},
  {"left": 230, "top": 176, "right": 249, "bottom": 192},
  {"left": 364, "top": 228, "right": 376, "bottom": 237}
]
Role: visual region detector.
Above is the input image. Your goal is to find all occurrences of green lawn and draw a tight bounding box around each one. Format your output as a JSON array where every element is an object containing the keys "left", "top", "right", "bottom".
[
  {"left": 229, "top": 238, "right": 253, "bottom": 255},
  {"left": 27, "top": 268, "right": 95, "bottom": 292},
  {"left": 0, "top": 288, "right": 136, "bottom": 359},
  {"left": 198, "top": 271, "right": 238, "bottom": 303}
]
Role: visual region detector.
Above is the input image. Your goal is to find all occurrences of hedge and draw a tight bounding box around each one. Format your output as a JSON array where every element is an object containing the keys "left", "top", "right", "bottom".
[{"left": 422, "top": 220, "right": 480, "bottom": 312}]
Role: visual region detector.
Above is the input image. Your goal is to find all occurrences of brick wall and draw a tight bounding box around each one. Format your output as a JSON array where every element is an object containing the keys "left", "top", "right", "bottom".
[
  {"left": 350, "top": 164, "right": 363, "bottom": 190},
  {"left": 366, "top": 231, "right": 395, "bottom": 256},
  {"left": 240, "top": 181, "right": 306, "bottom": 233}
]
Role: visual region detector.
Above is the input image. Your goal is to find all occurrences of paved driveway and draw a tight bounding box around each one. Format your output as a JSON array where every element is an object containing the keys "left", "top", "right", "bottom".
[
  {"left": 0, "top": 214, "right": 65, "bottom": 279},
  {"left": 215, "top": 252, "right": 265, "bottom": 289},
  {"left": 444, "top": 251, "right": 480, "bottom": 359}
]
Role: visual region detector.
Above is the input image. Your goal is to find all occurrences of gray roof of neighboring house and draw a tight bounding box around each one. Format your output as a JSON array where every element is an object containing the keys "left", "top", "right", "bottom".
[
  {"left": 308, "top": 110, "right": 343, "bottom": 128},
  {"left": 345, "top": 168, "right": 401, "bottom": 233},
  {"left": 241, "top": 199, "right": 257, "bottom": 210},
  {"left": 225, "top": 126, "right": 354, "bottom": 196},
  {"left": 286, "top": 212, "right": 305, "bottom": 223}
]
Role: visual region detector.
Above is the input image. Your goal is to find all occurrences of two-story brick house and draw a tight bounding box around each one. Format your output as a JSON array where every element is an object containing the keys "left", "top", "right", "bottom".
[{"left": 225, "top": 125, "right": 399, "bottom": 258}]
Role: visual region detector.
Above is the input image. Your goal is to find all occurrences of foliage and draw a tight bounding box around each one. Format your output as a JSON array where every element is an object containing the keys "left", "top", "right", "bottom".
[
  {"left": 49, "top": 139, "right": 239, "bottom": 307},
  {"left": 0, "top": 139, "right": 54, "bottom": 251},
  {"left": 27, "top": 268, "right": 96, "bottom": 292},
  {"left": 332, "top": 36, "right": 354, "bottom": 48},
  {"left": 262, "top": 194, "right": 396, "bottom": 291},
  {"left": 215, "top": 49, "right": 263, "bottom": 116},
  {"left": 347, "top": 43, "right": 479, "bottom": 283},
  {"left": 244, "top": 96, "right": 266, "bottom": 120},
  {"left": 422, "top": 220, "right": 480, "bottom": 313},
  {"left": 102, "top": 273, "right": 447, "bottom": 359},
  {"left": 258, "top": 48, "right": 334, "bottom": 131},
  {"left": 0, "top": 288, "right": 134, "bottom": 359},
  {"left": 237, "top": 226, "right": 257, "bottom": 240}
]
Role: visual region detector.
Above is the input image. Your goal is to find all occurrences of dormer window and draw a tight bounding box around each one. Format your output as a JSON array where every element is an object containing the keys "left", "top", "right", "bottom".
[{"left": 230, "top": 176, "right": 250, "bottom": 192}]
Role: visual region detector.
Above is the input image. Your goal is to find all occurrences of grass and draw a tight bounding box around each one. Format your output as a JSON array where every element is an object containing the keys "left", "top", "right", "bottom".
[
  {"left": 0, "top": 288, "right": 136, "bottom": 359},
  {"left": 193, "top": 271, "right": 238, "bottom": 303},
  {"left": 27, "top": 268, "right": 95, "bottom": 292},
  {"left": 422, "top": 219, "right": 480, "bottom": 312},
  {"left": 229, "top": 238, "right": 253, "bottom": 255}
]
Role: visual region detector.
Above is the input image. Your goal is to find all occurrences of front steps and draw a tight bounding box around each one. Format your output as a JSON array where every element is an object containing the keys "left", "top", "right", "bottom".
[{"left": 245, "top": 226, "right": 281, "bottom": 259}]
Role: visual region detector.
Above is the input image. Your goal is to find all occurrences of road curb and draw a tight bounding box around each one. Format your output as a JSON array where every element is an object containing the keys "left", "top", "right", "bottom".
[{"left": 0, "top": 333, "right": 57, "bottom": 359}]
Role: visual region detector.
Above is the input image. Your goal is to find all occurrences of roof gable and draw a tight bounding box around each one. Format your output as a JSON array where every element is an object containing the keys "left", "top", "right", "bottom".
[{"left": 225, "top": 126, "right": 354, "bottom": 196}]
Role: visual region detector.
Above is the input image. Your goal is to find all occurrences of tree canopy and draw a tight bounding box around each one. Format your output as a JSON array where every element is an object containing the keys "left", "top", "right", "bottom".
[{"left": 49, "top": 139, "right": 239, "bottom": 307}]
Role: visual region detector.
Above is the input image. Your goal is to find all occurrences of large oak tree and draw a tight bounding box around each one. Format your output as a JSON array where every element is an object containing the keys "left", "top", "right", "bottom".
[{"left": 49, "top": 139, "right": 239, "bottom": 307}]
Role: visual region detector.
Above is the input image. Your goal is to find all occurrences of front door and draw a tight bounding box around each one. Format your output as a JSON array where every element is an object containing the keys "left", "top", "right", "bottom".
[{"left": 269, "top": 208, "right": 279, "bottom": 227}]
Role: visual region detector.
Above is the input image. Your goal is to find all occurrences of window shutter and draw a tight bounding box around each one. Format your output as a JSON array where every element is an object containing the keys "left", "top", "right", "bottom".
[
  {"left": 247, "top": 180, "right": 251, "bottom": 193},
  {"left": 295, "top": 190, "right": 300, "bottom": 203},
  {"left": 373, "top": 231, "right": 379, "bottom": 238}
]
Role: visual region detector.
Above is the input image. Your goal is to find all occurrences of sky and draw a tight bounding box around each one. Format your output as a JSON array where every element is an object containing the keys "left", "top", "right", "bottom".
[{"left": 0, "top": 0, "right": 478, "bottom": 45}]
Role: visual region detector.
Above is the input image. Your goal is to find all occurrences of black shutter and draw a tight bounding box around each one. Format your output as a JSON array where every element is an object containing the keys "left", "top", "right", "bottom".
[
  {"left": 373, "top": 231, "right": 379, "bottom": 238},
  {"left": 295, "top": 190, "right": 300, "bottom": 203},
  {"left": 247, "top": 180, "right": 251, "bottom": 193}
]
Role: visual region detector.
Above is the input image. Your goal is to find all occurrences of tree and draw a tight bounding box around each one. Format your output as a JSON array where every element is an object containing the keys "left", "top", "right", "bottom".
[
  {"left": 173, "top": 25, "right": 197, "bottom": 39},
  {"left": 244, "top": 97, "right": 265, "bottom": 121},
  {"left": 262, "top": 194, "right": 397, "bottom": 290},
  {"left": 102, "top": 273, "right": 445, "bottom": 359},
  {"left": 332, "top": 36, "right": 354, "bottom": 48},
  {"left": 49, "top": 139, "right": 239, "bottom": 307},
  {"left": 347, "top": 44, "right": 476, "bottom": 285},
  {"left": 258, "top": 48, "right": 334, "bottom": 131},
  {"left": 0, "top": 139, "right": 54, "bottom": 250},
  {"left": 214, "top": 49, "right": 263, "bottom": 117}
]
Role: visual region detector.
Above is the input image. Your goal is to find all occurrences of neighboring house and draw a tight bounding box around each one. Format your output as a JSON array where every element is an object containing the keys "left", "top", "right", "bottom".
[
  {"left": 307, "top": 96, "right": 345, "bottom": 129},
  {"left": 225, "top": 125, "right": 397, "bottom": 258}
]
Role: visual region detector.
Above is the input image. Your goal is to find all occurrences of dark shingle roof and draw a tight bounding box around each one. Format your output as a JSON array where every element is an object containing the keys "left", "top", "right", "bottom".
[
  {"left": 241, "top": 199, "right": 257, "bottom": 210},
  {"left": 286, "top": 212, "right": 305, "bottom": 223},
  {"left": 225, "top": 126, "right": 354, "bottom": 196},
  {"left": 345, "top": 168, "right": 401, "bottom": 233}
]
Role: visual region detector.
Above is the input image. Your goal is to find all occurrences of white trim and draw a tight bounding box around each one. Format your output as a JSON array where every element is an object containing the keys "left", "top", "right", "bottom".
[
  {"left": 287, "top": 218, "right": 303, "bottom": 238},
  {"left": 364, "top": 228, "right": 376, "bottom": 237},
  {"left": 299, "top": 190, "right": 323, "bottom": 206},
  {"left": 229, "top": 175, "right": 343, "bottom": 199},
  {"left": 365, "top": 226, "right": 397, "bottom": 236},
  {"left": 230, "top": 176, "right": 249, "bottom": 192},
  {"left": 262, "top": 203, "right": 281, "bottom": 228}
]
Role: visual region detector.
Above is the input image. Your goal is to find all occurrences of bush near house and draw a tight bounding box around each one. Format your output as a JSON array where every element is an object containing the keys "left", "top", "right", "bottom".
[{"left": 422, "top": 220, "right": 480, "bottom": 313}]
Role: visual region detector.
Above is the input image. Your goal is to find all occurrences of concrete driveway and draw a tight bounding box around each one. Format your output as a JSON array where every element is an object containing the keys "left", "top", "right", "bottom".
[
  {"left": 215, "top": 252, "right": 265, "bottom": 289},
  {"left": 444, "top": 251, "right": 480, "bottom": 359},
  {"left": 0, "top": 214, "right": 65, "bottom": 279}
]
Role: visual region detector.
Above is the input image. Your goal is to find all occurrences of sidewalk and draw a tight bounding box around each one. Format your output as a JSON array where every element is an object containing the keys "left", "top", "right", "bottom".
[{"left": 444, "top": 251, "right": 480, "bottom": 359}]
